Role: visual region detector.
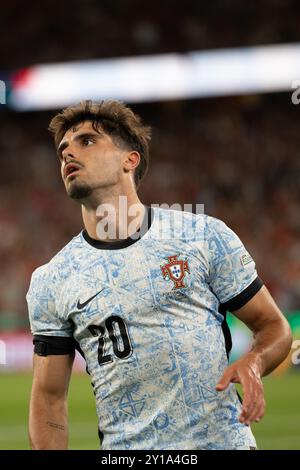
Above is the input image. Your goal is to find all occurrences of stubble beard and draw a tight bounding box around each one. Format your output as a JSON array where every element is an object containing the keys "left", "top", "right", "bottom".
[{"left": 67, "top": 181, "right": 93, "bottom": 200}]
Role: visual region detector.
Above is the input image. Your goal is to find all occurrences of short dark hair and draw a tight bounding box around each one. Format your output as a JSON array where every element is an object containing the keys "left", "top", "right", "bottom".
[{"left": 49, "top": 100, "right": 151, "bottom": 188}]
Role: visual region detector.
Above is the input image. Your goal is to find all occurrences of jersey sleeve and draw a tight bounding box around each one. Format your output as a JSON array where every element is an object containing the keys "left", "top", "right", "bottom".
[
  {"left": 205, "top": 216, "right": 263, "bottom": 311},
  {"left": 26, "top": 264, "right": 74, "bottom": 338}
]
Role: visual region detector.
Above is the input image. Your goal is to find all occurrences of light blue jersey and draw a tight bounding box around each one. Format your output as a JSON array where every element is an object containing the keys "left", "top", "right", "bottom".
[{"left": 27, "top": 207, "right": 261, "bottom": 450}]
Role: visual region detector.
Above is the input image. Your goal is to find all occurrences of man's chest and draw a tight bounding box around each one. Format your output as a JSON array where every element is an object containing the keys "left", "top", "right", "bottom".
[{"left": 58, "top": 242, "right": 210, "bottom": 335}]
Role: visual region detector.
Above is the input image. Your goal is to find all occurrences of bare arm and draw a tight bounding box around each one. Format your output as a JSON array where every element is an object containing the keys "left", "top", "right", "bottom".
[
  {"left": 29, "top": 352, "right": 74, "bottom": 450},
  {"left": 216, "top": 285, "right": 293, "bottom": 424},
  {"left": 234, "top": 285, "right": 292, "bottom": 376}
]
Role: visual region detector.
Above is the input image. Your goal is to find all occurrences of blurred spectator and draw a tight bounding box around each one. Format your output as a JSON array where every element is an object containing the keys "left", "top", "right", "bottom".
[{"left": 1, "top": 0, "right": 300, "bottom": 69}]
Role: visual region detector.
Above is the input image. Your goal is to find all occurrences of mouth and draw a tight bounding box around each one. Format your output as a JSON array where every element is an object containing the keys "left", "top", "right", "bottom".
[{"left": 64, "top": 163, "right": 81, "bottom": 179}]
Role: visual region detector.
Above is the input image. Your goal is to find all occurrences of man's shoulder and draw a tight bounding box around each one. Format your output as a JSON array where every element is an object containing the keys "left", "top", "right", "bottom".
[
  {"left": 152, "top": 206, "right": 225, "bottom": 225},
  {"left": 203, "top": 215, "right": 240, "bottom": 244},
  {"left": 203, "top": 214, "right": 229, "bottom": 232},
  {"left": 152, "top": 205, "right": 204, "bottom": 228},
  {"left": 29, "top": 232, "right": 84, "bottom": 285},
  {"left": 151, "top": 206, "right": 229, "bottom": 241}
]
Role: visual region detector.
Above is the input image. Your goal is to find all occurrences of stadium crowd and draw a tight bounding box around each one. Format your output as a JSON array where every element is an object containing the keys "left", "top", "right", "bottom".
[
  {"left": 0, "top": 93, "right": 300, "bottom": 327},
  {"left": 1, "top": 0, "right": 300, "bottom": 326},
  {"left": 1, "top": 0, "right": 300, "bottom": 69}
]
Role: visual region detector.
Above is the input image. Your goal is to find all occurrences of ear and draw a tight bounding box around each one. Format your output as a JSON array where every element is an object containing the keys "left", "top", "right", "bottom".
[{"left": 123, "top": 151, "right": 140, "bottom": 173}]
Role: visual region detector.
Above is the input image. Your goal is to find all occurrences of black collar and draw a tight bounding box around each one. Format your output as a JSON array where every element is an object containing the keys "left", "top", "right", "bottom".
[{"left": 82, "top": 206, "right": 153, "bottom": 250}]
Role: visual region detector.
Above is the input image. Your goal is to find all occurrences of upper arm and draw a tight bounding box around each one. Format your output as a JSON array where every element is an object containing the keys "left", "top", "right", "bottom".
[
  {"left": 231, "top": 285, "right": 291, "bottom": 334},
  {"left": 206, "top": 216, "right": 261, "bottom": 305},
  {"left": 26, "top": 265, "right": 74, "bottom": 338},
  {"left": 205, "top": 217, "right": 290, "bottom": 332},
  {"left": 27, "top": 266, "right": 76, "bottom": 398},
  {"left": 32, "top": 352, "right": 74, "bottom": 398}
]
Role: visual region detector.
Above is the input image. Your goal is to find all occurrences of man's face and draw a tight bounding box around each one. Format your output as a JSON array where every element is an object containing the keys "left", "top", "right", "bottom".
[{"left": 58, "top": 121, "right": 125, "bottom": 200}]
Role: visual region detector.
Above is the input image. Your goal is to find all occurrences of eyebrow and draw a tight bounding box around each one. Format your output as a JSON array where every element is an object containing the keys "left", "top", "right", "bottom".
[{"left": 57, "top": 131, "right": 103, "bottom": 156}]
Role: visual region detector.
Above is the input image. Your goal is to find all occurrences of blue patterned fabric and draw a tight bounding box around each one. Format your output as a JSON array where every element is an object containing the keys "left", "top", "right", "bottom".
[{"left": 27, "top": 207, "right": 258, "bottom": 449}]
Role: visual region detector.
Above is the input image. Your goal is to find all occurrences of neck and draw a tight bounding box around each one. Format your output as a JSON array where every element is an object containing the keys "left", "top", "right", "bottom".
[{"left": 81, "top": 189, "right": 145, "bottom": 242}]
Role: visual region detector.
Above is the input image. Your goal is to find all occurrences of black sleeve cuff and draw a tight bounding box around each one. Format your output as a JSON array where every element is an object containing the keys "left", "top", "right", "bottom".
[
  {"left": 221, "top": 276, "right": 264, "bottom": 312},
  {"left": 33, "top": 335, "right": 76, "bottom": 356}
]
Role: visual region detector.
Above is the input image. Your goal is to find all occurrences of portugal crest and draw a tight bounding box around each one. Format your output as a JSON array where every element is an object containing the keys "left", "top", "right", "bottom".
[{"left": 161, "top": 255, "right": 190, "bottom": 289}]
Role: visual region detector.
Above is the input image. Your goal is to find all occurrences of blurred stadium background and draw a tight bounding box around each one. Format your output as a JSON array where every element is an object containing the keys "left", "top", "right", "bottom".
[{"left": 0, "top": 0, "right": 300, "bottom": 450}]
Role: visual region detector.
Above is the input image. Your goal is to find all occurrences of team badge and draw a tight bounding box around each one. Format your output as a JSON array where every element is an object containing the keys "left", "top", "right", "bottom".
[{"left": 161, "top": 255, "right": 190, "bottom": 289}]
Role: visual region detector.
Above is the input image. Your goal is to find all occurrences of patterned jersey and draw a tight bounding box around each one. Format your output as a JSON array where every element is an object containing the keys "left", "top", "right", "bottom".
[{"left": 27, "top": 207, "right": 262, "bottom": 450}]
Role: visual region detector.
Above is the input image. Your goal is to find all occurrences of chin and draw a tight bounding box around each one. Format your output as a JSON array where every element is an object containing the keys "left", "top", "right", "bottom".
[{"left": 67, "top": 182, "right": 93, "bottom": 200}]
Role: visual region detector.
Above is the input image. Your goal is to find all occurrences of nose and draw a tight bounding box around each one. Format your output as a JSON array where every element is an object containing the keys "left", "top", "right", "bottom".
[{"left": 62, "top": 146, "right": 76, "bottom": 163}]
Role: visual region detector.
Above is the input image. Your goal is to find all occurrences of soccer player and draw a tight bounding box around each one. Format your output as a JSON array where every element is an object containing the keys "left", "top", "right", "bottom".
[{"left": 27, "top": 100, "right": 292, "bottom": 450}]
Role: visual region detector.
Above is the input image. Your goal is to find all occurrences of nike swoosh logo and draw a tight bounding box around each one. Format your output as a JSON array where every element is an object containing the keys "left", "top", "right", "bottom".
[{"left": 77, "top": 289, "right": 104, "bottom": 310}]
